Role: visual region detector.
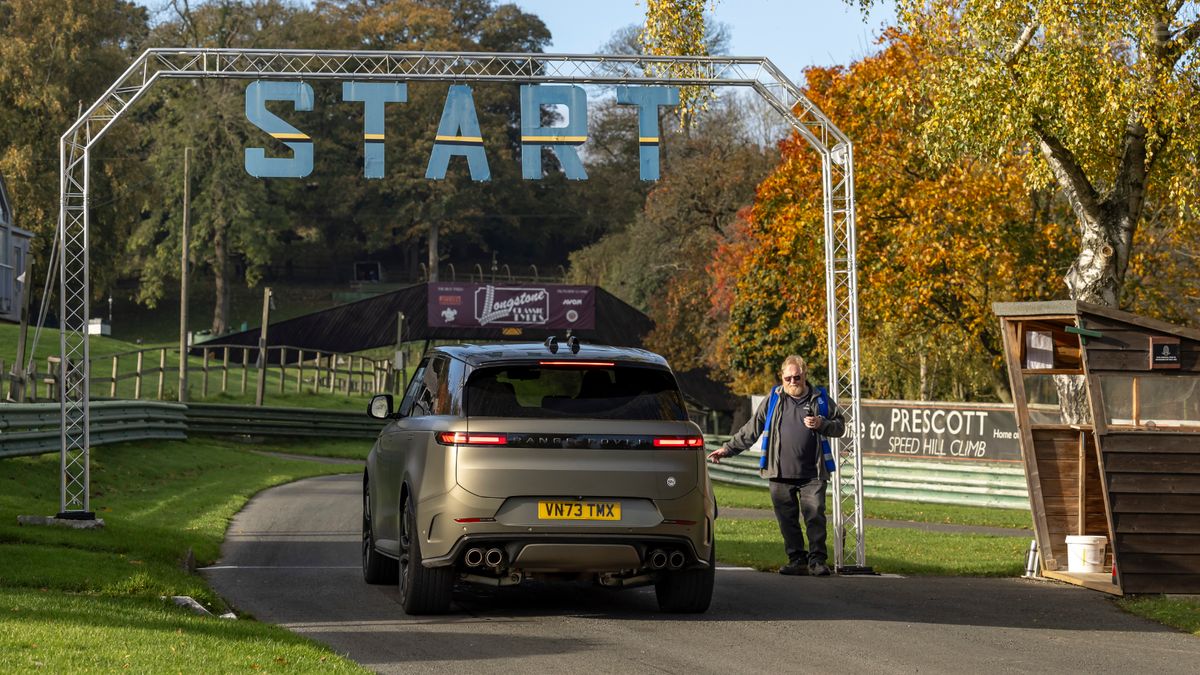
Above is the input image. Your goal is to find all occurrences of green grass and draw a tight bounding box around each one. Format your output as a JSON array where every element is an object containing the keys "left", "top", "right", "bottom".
[
  {"left": 245, "top": 436, "right": 373, "bottom": 461},
  {"left": 716, "top": 518, "right": 1027, "bottom": 576},
  {"left": 0, "top": 587, "right": 368, "bottom": 674},
  {"left": 0, "top": 437, "right": 371, "bottom": 674},
  {"left": 713, "top": 482, "right": 1034, "bottom": 530},
  {"left": 1116, "top": 596, "right": 1200, "bottom": 637}
]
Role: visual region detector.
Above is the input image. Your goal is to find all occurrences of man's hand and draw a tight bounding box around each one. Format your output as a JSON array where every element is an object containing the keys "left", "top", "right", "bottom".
[
  {"left": 804, "top": 415, "right": 821, "bottom": 430},
  {"left": 707, "top": 447, "right": 732, "bottom": 464}
]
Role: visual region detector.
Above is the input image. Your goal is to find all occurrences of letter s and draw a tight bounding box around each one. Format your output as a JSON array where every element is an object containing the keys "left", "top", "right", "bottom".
[{"left": 245, "top": 81, "right": 314, "bottom": 178}]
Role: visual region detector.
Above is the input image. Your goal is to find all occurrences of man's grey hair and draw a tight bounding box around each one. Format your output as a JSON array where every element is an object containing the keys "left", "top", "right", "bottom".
[{"left": 780, "top": 355, "right": 807, "bottom": 376}]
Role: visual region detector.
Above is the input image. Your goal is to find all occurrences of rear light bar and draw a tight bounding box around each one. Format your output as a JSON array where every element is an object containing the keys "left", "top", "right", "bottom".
[
  {"left": 454, "top": 517, "right": 497, "bottom": 523},
  {"left": 653, "top": 437, "right": 705, "bottom": 448},
  {"left": 437, "top": 432, "right": 507, "bottom": 445},
  {"left": 661, "top": 519, "right": 697, "bottom": 525},
  {"left": 539, "top": 361, "right": 615, "bottom": 366}
]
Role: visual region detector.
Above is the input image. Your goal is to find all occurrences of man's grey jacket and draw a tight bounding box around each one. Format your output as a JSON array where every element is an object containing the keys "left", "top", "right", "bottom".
[{"left": 722, "top": 384, "right": 847, "bottom": 481}]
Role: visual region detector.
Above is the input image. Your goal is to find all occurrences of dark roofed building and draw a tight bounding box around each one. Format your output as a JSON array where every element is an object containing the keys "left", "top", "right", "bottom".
[{"left": 199, "top": 283, "right": 739, "bottom": 421}]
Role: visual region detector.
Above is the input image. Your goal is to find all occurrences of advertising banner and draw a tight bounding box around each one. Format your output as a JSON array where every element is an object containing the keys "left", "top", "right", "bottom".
[
  {"left": 427, "top": 283, "right": 595, "bottom": 330},
  {"left": 746, "top": 397, "right": 1062, "bottom": 464}
]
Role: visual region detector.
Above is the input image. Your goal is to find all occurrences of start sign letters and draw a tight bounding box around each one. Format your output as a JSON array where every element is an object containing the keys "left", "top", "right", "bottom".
[{"left": 244, "top": 82, "right": 679, "bottom": 181}]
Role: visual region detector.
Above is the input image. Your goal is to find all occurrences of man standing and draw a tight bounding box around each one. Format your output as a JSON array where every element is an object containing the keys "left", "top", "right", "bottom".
[{"left": 708, "top": 355, "right": 846, "bottom": 576}]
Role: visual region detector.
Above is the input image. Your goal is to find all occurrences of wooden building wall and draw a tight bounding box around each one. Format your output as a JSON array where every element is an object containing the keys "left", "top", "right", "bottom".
[{"left": 1030, "top": 427, "right": 1110, "bottom": 568}]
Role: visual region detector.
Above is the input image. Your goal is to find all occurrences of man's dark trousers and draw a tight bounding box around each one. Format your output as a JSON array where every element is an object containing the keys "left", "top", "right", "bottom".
[{"left": 769, "top": 478, "right": 827, "bottom": 565}]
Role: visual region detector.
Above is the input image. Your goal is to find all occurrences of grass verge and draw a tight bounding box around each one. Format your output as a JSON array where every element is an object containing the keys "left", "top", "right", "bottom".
[
  {"left": 0, "top": 437, "right": 372, "bottom": 674},
  {"left": 1116, "top": 596, "right": 1200, "bottom": 637},
  {"left": 715, "top": 518, "right": 1027, "bottom": 576},
  {"left": 713, "top": 482, "right": 1033, "bottom": 530}
]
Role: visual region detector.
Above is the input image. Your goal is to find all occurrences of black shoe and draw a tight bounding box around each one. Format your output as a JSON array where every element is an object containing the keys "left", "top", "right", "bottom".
[
  {"left": 779, "top": 560, "right": 809, "bottom": 576},
  {"left": 809, "top": 562, "right": 831, "bottom": 577}
]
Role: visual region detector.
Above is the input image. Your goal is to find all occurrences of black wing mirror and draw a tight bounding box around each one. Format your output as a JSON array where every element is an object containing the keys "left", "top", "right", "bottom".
[{"left": 368, "top": 394, "right": 394, "bottom": 419}]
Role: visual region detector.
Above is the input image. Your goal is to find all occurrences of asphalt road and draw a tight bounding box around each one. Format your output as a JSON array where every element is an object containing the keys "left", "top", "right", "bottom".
[{"left": 203, "top": 473, "right": 1200, "bottom": 675}]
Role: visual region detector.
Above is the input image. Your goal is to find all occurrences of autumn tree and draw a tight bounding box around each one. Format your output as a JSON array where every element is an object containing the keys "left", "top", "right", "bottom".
[{"left": 717, "top": 31, "right": 1080, "bottom": 401}]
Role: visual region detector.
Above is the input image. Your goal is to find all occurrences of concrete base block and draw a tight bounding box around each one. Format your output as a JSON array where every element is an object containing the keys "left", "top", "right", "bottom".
[{"left": 17, "top": 516, "right": 106, "bottom": 530}]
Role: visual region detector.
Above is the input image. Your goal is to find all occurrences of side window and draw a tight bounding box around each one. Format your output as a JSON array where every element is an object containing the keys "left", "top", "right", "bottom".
[
  {"left": 398, "top": 358, "right": 429, "bottom": 417},
  {"left": 420, "top": 357, "right": 449, "bottom": 416}
]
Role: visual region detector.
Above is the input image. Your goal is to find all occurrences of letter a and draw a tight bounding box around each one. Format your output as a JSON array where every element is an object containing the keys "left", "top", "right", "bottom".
[
  {"left": 615, "top": 86, "right": 679, "bottom": 180},
  {"left": 245, "top": 81, "right": 314, "bottom": 178},
  {"left": 343, "top": 82, "right": 407, "bottom": 179},
  {"left": 520, "top": 85, "right": 588, "bottom": 180},
  {"left": 426, "top": 85, "right": 490, "bottom": 181}
]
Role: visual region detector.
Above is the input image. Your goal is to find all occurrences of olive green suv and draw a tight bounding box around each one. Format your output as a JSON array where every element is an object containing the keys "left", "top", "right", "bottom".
[{"left": 362, "top": 340, "right": 716, "bottom": 615}]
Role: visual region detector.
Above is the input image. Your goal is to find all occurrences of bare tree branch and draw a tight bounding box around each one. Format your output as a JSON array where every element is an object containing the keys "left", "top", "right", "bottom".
[
  {"left": 1029, "top": 114, "right": 1102, "bottom": 225},
  {"left": 1003, "top": 21, "right": 1040, "bottom": 67}
]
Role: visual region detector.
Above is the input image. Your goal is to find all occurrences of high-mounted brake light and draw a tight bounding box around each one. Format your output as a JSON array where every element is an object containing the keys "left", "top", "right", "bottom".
[
  {"left": 538, "top": 361, "right": 615, "bottom": 367},
  {"left": 437, "top": 432, "right": 507, "bottom": 445},
  {"left": 653, "top": 437, "right": 705, "bottom": 448}
]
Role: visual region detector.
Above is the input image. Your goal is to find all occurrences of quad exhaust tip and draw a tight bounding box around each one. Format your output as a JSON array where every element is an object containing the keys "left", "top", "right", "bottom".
[
  {"left": 668, "top": 551, "right": 686, "bottom": 570},
  {"left": 464, "top": 548, "right": 484, "bottom": 567},
  {"left": 485, "top": 548, "right": 504, "bottom": 568},
  {"left": 647, "top": 549, "right": 668, "bottom": 570}
]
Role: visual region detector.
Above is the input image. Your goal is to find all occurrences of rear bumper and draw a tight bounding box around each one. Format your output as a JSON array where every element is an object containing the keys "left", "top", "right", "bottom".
[{"left": 422, "top": 532, "right": 709, "bottom": 571}]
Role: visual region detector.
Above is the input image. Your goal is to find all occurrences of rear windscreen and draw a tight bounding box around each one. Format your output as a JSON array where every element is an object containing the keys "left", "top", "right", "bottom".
[{"left": 465, "top": 365, "right": 688, "bottom": 421}]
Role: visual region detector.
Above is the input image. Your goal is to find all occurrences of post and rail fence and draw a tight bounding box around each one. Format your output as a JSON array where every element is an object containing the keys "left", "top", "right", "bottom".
[{"left": 5, "top": 344, "right": 399, "bottom": 405}]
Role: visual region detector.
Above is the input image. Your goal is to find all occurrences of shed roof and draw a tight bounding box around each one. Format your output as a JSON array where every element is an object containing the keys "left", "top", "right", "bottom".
[{"left": 993, "top": 300, "right": 1200, "bottom": 342}]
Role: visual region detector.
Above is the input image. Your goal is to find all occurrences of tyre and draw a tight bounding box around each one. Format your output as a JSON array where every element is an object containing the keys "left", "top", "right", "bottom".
[
  {"left": 654, "top": 543, "right": 715, "bottom": 614},
  {"left": 398, "top": 497, "right": 454, "bottom": 615},
  {"left": 362, "top": 478, "right": 398, "bottom": 585}
]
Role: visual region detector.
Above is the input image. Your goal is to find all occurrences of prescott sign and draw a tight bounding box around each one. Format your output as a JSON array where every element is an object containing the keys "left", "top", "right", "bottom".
[
  {"left": 427, "top": 283, "right": 595, "bottom": 330},
  {"left": 244, "top": 82, "right": 680, "bottom": 181}
]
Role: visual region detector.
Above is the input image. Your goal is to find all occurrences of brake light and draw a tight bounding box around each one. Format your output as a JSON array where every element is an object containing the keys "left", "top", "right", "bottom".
[
  {"left": 538, "top": 361, "right": 615, "bottom": 366},
  {"left": 437, "top": 432, "right": 508, "bottom": 445},
  {"left": 653, "top": 437, "right": 705, "bottom": 448}
]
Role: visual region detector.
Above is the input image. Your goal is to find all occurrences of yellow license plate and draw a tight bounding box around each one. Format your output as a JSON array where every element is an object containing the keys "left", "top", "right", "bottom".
[{"left": 537, "top": 501, "right": 621, "bottom": 520}]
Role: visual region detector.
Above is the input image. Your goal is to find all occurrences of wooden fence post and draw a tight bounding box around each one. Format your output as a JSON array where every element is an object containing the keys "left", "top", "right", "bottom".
[
  {"left": 278, "top": 347, "right": 286, "bottom": 395},
  {"left": 135, "top": 351, "right": 144, "bottom": 399},
  {"left": 110, "top": 356, "right": 119, "bottom": 398},
  {"left": 222, "top": 347, "right": 230, "bottom": 393},
  {"left": 202, "top": 349, "right": 209, "bottom": 398},
  {"left": 329, "top": 355, "right": 337, "bottom": 394},
  {"left": 296, "top": 350, "right": 304, "bottom": 393},
  {"left": 158, "top": 348, "right": 166, "bottom": 400},
  {"left": 241, "top": 348, "right": 249, "bottom": 395}
]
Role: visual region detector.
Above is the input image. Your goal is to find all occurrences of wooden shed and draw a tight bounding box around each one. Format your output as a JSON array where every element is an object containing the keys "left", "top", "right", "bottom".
[{"left": 994, "top": 300, "right": 1200, "bottom": 595}]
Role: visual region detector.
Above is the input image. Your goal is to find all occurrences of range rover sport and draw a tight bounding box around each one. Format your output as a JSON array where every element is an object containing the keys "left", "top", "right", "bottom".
[{"left": 362, "top": 339, "right": 716, "bottom": 615}]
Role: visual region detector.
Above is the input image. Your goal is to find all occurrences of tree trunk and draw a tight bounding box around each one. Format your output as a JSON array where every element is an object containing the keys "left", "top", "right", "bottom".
[{"left": 212, "top": 221, "right": 230, "bottom": 334}]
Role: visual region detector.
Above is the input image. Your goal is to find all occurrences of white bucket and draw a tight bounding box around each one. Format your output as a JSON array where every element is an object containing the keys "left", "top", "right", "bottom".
[{"left": 1065, "top": 535, "right": 1108, "bottom": 573}]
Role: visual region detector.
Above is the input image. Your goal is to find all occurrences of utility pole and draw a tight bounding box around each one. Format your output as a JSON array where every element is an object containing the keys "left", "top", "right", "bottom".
[
  {"left": 395, "top": 311, "right": 405, "bottom": 394},
  {"left": 10, "top": 255, "right": 33, "bottom": 402},
  {"left": 179, "top": 147, "right": 191, "bottom": 403},
  {"left": 427, "top": 221, "right": 438, "bottom": 282},
  {"left": 255, "top": 286, "right": 272, "bottom": 406}
]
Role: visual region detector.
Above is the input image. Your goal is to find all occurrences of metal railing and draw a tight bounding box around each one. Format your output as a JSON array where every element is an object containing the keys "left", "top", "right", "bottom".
[
  {"left": 0, "top": 401, "right": 187, "bottom": 459},
  {"left": 703, "top": 436, "right": 1030, "bottom": 511},
  {"left": 0, "top": 401, "right": 383, "bottom": 458}
]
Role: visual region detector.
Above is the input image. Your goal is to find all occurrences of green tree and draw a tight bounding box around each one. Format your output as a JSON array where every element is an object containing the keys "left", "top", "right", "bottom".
[{"left": 0, "top": 0, "right": 149, "bottom": 298}]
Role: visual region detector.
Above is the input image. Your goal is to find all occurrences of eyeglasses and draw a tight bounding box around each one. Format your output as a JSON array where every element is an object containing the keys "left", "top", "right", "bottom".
[{"left": 782, "top": 375, "right": 805, "bottom": 382}]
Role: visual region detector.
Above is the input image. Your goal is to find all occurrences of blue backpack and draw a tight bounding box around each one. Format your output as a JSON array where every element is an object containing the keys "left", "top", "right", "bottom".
[{"left": 759, "top": 386, "right": 836, "bottom": 473}]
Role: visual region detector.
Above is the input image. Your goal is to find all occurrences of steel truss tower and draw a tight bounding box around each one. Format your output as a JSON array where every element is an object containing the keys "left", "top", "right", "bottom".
[{"left": 57, "top": 48, "right": 864, "bottom": 568}]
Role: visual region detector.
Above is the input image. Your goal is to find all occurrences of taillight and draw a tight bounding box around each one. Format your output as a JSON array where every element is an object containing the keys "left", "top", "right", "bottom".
[
  {"left": 653, "top": 437, "right": 705, "bottom": 448},
  {"left": 437, "top": 432, "right": 508, "bottom": 445}
]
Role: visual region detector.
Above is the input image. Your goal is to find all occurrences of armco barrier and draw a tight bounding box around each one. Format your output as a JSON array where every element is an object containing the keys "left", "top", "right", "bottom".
[
  {"left": 703, "top": 436, "right": 1030, "bottom": 510},
  {"left": 0, "top": 401, "right": 386, "bottom": 459},
  {"left": 183, "top": 402, "right": 385, "bottom": 439},
  {"left": 0, "top": 401, "right": 188, "bottom": 459}
]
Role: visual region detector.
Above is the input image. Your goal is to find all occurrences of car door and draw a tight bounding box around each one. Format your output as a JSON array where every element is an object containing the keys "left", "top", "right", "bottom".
[{"left": 374, "top": 357, "right": 429, "bottom": 552}]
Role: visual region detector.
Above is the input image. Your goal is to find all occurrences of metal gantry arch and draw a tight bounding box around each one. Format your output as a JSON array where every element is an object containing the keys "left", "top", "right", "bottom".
[{"left": 57, "top": 48, "right": 864, "bottom": 570}]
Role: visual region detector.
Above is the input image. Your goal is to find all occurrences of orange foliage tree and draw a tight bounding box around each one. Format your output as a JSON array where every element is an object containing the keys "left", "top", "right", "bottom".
[{"left": 719, "top": 30, "right": 1079, "bottom": 401}]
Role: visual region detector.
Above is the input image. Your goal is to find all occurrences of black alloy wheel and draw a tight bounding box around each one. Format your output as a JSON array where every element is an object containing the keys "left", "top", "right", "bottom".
[
  {"left": 362, "top": 479, "right": 397, "bottom": 584},
  {"left": 654, "top": 542, "right": 716, "bottom": 613},
  {"left": 398, "top": 497, "right": 454, "bottom": 615}
]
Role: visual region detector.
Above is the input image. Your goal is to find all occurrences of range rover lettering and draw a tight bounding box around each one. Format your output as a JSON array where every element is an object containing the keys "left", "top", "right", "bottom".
[{"left": 362, "top": 339, "right": 716, "bottom": 615}]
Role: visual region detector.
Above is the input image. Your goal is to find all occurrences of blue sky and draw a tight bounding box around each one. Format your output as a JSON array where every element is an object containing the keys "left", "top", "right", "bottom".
[{"left": 513, "top": 1, "right": 898, "bottom": 82}]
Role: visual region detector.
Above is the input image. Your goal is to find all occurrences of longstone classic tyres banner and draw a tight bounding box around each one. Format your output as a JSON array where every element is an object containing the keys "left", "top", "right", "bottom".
[{"left": 427, "top": 283, "right": 595, "bottom": 330}]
